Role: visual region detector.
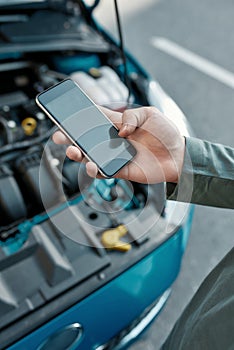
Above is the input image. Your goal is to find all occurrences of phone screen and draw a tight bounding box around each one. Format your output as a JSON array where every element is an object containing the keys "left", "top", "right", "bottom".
[{"left": 37, "top": 79, "right": 136, "bottom": 177}]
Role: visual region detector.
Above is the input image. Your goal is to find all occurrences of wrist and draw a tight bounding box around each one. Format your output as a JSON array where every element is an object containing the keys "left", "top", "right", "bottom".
[{"left": 171, "top": 136, "right": 186, "bottom": 183}]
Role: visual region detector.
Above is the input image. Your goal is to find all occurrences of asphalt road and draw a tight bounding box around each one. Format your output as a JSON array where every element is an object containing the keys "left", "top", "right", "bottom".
[{"left": 95, "top": 0, "right": 234, "bottom": 348}]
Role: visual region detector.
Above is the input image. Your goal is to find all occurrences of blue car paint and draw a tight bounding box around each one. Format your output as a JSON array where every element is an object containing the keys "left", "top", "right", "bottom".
[{"left": 8, "top": 211, "right": 194, "bottom": 350}]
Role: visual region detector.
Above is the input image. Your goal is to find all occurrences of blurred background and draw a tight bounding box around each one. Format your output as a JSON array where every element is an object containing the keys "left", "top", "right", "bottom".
[{"left": 94, "top": 0, "right": 234, "bottom": 348}]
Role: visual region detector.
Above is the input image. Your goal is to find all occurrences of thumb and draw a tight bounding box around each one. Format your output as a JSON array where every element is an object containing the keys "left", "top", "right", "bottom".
[{"left": 119, "top": 108, "right": 149, "bottom": 137}]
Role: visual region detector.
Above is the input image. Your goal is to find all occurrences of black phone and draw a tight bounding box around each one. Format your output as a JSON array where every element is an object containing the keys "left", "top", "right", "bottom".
[{"left": 36, "top": 79, "right": 136, "bottom": 178}]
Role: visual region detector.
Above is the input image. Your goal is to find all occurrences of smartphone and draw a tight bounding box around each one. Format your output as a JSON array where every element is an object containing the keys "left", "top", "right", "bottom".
[{"left": 36, "top": 79, "right": 136, "bottom": 178}]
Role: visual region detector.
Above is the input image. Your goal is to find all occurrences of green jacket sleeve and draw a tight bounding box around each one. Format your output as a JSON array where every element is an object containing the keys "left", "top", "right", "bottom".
[{"left": 168, "top": 137, "right": 234, "bottom": 209}]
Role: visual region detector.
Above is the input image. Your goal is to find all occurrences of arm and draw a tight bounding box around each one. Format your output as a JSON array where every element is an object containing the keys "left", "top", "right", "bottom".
[{"left": 169, "top": 137, "right": 234, "bottom": 209}]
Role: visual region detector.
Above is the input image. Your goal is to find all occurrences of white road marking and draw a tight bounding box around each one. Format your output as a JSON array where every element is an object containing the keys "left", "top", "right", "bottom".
[{"left": 151, "top": 37, "right": 234, "bottom": 89}]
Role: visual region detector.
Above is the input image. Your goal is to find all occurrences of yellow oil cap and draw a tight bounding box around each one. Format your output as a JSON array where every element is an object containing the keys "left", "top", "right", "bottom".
[
  {"left": 21, "top": 117, "right": 37, "bottom": 136},
  {"left": 101, "top": 225, "right": 131, "bottom": 252}
]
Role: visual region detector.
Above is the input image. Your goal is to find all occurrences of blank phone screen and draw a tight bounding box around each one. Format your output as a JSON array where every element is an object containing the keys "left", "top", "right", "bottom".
[{"left": 38, "top": 79, "right": 136, "bottom": 176}]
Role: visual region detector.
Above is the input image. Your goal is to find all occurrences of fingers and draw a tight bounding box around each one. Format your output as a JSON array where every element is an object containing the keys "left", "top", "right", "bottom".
[
  {"left": 66, "top": 146, "right": 103, "bottom": 179},
  {"left": 53, "top": 107, "right": 154, "bottom": 144},
  {"left": 86, "top": 162, "right": 99, "bottom": 178},
  {"left": 118, "top": 108, "right": 148, "bottom": 137},
  {"left": 53, "top": 130, "right": 71, "bottom": 145},
  {"left": 66, "top": 145, "right": 83, "bottom": 162}
]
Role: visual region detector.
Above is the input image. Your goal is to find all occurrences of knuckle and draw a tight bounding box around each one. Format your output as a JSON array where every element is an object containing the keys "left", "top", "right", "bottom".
[
  {"left": 146, "top": 106, "right": 159, "bottom": 115},
  {"left": 122, "top": 109, "right": 132, "bottom": 120}
]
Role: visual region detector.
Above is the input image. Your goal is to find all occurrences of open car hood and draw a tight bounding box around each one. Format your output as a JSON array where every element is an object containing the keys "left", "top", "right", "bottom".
[
  {"left": 0, "top": 0, "right": 61, "bottom": 9},
  {"left": 0, "top": 0, "right": 109, "bottom": 54},
  {"left": 0, "top": 0, "right": 98, "bottom": 10}
]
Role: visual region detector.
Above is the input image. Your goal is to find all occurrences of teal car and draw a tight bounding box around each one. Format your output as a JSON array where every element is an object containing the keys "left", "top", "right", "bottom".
[{"left": 0, "top": 1, "right": 194, "bottom": 349}]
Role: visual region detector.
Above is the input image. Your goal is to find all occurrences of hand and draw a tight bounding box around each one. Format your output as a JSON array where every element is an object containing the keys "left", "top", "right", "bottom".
[{"left": 53, "top": 106, "right": 185, "bottom": 184}]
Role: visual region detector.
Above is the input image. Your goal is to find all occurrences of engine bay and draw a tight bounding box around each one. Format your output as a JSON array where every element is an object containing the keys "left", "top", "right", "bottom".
[
  {"left": 0, "top": 0, "right": 160, "bottom": 241},
  {"left": 0, "top": 47, "right": 154, "bottom": 240}
]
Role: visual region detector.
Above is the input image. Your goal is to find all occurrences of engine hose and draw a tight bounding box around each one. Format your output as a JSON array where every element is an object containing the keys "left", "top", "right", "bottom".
[{"left": 0, "top": 126, "right": 56, "bottom": 156}]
